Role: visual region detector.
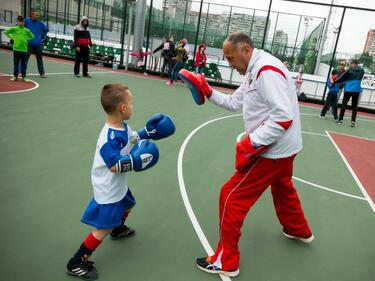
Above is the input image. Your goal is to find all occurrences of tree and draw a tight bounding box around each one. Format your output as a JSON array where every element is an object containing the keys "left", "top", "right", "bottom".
[{"left": 358, "top": 52, "right": 374, "bottom": 68}]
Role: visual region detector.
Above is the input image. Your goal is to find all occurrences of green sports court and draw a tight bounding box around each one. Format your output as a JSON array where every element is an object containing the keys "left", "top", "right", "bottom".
[{"left": 0, "top": 49, "right": 375, "bottom": 281}]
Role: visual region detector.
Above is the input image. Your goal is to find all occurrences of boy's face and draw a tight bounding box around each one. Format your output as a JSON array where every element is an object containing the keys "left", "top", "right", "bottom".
[
  {"left": 17, "top": 20, "right": 24, "bottom": 26},
  {"left": 119, "top": 91, "right": 133, "bottom": 120}
]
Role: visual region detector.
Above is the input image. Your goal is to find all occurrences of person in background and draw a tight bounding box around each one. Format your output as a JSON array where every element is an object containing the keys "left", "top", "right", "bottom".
[
  {"left": 25, "top": 9, "right": 49, "bottom": 78},
  {"left": 334, "top": 59, "right": 365, "bottom": 127},
  {"left": 167, "top": 40, "right": 187, "bottom": 86},
  {"left": 153, "top": 36, "right": 175, "bottom": 78},
  {"left": 320, "top": 69, "right": 339, "bottom": 120},
  {"left": 295, "top": 69, "right": 303, "bottom": 96},
  {"left": 4, "top": 15, "right": 35, "bottom": 82},
  {"left": 194, "top": 43, "right": 207, "bottom": 74},
  {"left": 73, "top": 16, "right": 92, "bottom": 78},
  {"left": 335, "top": 60, "right": 347, "bottom": 104},
  {"left": 283, "top": 61, "right": 290, "bottom": 70}
]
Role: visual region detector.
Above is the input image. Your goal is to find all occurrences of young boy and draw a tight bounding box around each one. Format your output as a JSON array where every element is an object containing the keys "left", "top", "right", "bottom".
[
  {"left": 320, "top": 69, "right": 340, "bottom": 120},
  {"left": 4, "top": 16, "right": 35, "bottom": 82},
  {"left": 66, "top": 84, "right": 175, "bottom": 280}
]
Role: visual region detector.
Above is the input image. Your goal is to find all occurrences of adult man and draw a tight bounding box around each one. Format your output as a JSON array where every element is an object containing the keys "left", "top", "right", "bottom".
[
  {"left": 25, "top": 10, "right": 48, "bottom": 78},
  {"left": 179, "top": 32, "right": 313, "bottom": 277},
  {"left": 153, "top": 36, "right": 175, "bottom": 78},
  {"left": 334, "top": 59, "right": 364, "bottom": 127}
]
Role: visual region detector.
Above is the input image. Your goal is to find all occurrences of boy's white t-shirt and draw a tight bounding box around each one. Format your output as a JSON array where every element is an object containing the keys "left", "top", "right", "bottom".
[{"left": 91, "top": 122, "right": 135, "bottom": 204}]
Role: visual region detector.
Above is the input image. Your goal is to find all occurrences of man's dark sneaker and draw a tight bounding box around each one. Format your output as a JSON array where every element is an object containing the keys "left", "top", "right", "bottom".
[
  {"left": 196, "top": 256, "right": 240, "bottom": 277},
  {"left": 109, "top": 225, "right": 135, "bottom": 240},
  {"left": 337, "top": 120, "right": 343, "bottom": 124},
  {"left": 83, "top": 74, "right": 92, "bottom": 78},
  {"left": 74, "top": 74, "right": 81, "bottom": 78},
  {"left": 350, "top": 121, "right": 355, "bottom": 127},
  {"left": 66, "top": 256, "right": 98, "bottom": 280},
  {"left": 282, "top": 230, "right": 314, "bottom": 243},
  {"left": 40, "top": 73, "right": 47, "bottom": 78}
]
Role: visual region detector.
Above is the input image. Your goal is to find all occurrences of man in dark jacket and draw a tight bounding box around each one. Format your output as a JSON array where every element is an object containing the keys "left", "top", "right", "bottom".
[
  {"left": 25, "top": 10, "right": 49, "bottom": 78},
  {"left": 153, "top": 37, "right": 175, "bottom": 78},
  {"left": 334, "top": 59, "right": 364, "bottom": 127}
]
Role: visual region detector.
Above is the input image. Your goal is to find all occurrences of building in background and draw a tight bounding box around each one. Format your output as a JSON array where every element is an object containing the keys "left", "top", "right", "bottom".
[
  {"left": 364, "top": 29, "right": 375, "bottom": 57},
  {"left": 272, "top": 30, "right": 288, "bottom": 56}
]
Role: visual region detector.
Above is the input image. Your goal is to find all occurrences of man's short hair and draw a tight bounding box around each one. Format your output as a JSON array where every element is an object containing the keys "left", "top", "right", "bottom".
[
  {"left": 31, "top": 9, "right": 40, "bottom": 14},
  {"left": 351, "top": 59, "right": 358, "bottom": 65},
  {"left": 101, "top": 84, "right": 130, "bottom": 114},
  {"left": 226, "top": 32, "right": 254, "bottom": 48},
  {"left": 17, "top": 15, "right": 24, "bottom": 22}
]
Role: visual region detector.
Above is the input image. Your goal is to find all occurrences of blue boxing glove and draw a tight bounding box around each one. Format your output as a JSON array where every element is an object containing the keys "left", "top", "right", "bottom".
[
  {"left": 115, "top": 140, "right": 159, "bottom": 173},
  {"left": 137, "top": 113, "right": 176, "bottom": 140}
]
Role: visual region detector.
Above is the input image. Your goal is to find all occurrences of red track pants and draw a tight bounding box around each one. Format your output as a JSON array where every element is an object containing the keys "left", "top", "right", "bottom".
[{"left": 210, "top": 155, "right": 312, "bottom": 271}]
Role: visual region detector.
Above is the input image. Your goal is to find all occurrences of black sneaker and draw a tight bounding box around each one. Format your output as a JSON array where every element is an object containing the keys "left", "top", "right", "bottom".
[
  {"left": 196, "top": 256, "right": 240, "bottom": 277},
  {"left": 109, "top": 225, "right": 135, "bottom": 240},
  {"left": 66, "top": 257, "right": 98, "bottom": 280},
  {"left": 74, "top": 74, "right": 81, "bottom": 78},
  {"left": 83, "top": 74, "right": 92, "bottom": 78}
]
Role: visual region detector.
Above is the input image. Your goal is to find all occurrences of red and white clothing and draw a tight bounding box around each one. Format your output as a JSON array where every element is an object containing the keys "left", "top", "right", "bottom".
[{"left": 207, "top": 48, "right": 312, "bottom": 271}]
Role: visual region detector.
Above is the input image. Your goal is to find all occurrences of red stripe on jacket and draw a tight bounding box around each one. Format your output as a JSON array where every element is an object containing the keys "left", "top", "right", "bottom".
[
  {"left": 275, "top": 120, "right": 293, "bottom": 131},
  {"left": 256, "top": 65, "right": 286, "bottom": 80}
]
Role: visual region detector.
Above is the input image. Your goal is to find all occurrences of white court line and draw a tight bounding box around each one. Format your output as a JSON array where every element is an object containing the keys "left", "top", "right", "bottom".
[
  {"left": 177, "top": 115, "right": 238, "bottom": 281},
  {"left": 326, "top": 130, "right": 375, "bottom": 142},
  {"left": 300, "top": 112, "right": 375, "bottom": 123},
  {"left": 26, "top": 71, "right": 114, "bottom": 76},
  {"left": 0, "top": 75, "right": 39, "bottom": 94},
  {"left": 292, "top": 176, "right": 366, "bottom": 201},
  {"left": 326, "top": 131, "right": 375, "bottom": 214}
]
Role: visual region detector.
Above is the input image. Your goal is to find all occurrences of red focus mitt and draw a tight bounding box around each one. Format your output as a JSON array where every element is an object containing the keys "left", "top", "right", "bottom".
[
  {"left": 178, "top": 69, "right": 212, "bottom": 105},
  {"left": 235, "top": 135, "right": 268, "bottom": 171}
]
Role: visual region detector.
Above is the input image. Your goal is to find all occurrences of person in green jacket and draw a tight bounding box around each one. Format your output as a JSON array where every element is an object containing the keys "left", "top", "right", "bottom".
[{"left": 4, "top": 16, "right": 35, "bottom": 82}]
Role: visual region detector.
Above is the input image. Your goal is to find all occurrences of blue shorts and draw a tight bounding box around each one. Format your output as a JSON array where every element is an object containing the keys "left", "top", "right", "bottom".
[{"left": 81, "top": 189, "right": 136, "bottom": 229}]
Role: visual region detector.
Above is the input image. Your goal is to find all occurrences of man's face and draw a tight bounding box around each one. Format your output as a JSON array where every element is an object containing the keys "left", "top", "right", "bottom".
[
  {"left": 223, "top": 40, "right": 252, "bottom": 75},
  {"left": 31, "top": 12, "right": 39, "bottom": 20}
]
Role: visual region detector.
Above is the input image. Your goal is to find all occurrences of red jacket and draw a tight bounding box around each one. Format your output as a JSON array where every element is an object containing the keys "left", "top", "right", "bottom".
[{"left": 195, "top": 51, "right": 207, "bottom": 67}]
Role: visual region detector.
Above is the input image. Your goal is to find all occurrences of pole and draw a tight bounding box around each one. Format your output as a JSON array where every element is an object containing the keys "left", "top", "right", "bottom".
[
  {"left": 100, "top": 0, "right": 106, "bottom": 41},
  {"left": 314, "top": 0, "right": 334, "bottom": 75},
  {"left": 145, "top": 0, "right": 153, "bottom": 71},
  {"left": 120, "top": 0, "right": 128, "bottom": 65},
  {"left": 262, "top": 0, "right": 272, "bottom": 49},
  {"left": 202, "top": 3, "right": 210, "bottom": 43},
  {"left": 182, "top": 0, "right": 189, "bottom": 37},
  {"left": 322, "top": 7, "right": 345, "bottom": 101},
  {"left": 77, "top": 0, "right": 81, "bottom": 23},
  {"left": 125, "top": 6, "right": 133, "bottom": 71},
  {"left": 291, "top": 15, "right": 302, "bottom": 69},
  {"left": 193, "top": 0, "right": 204, "bottom": 62}
]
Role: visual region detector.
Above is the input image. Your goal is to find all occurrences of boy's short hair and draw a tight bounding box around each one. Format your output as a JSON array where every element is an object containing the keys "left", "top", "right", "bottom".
[
  {"left": 331, "top": 69, "right": 337, "bottom": 75},
  {"left": 17, "top": 15, "right": 24, "bottom": 22},
  {"left": 101, "top": 84, "right": 130, "bottom": 114}
]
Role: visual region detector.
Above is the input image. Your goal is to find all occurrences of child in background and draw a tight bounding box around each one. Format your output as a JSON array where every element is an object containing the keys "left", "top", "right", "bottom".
[
  {"left": 4, "top": 15, "right": 34, "bottom": 82},
  {"left": 194, "top": 43, "right": 207, "bottom": 74},
  {"left": 130, "top": 48, "right": 152, "bottom": 75},
  {"left": 295, "top": 69, "right": 303, "bottom": 96},
  {"left": 320, "top": 69, "right": 340, "bottom": 120}
]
